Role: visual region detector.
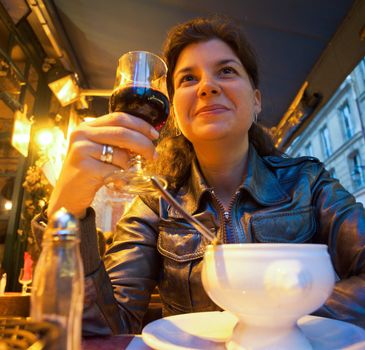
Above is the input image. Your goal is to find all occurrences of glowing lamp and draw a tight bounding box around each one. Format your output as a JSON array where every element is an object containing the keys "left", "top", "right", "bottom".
[
  {"left": 35, "top": 129, "right": 54, "bottom": 148},
  {"left": 11, "top": 106, "right": 32, "bottom": 157},
  {"left": 4, "top": 200, "right": 12, "bottom": 210},
  {"left": 48, "top": 73, "right": 80, "bottom": 106}
]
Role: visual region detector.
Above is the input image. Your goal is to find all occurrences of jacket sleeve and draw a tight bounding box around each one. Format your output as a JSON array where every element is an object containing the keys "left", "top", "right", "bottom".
[
  {"left": 83, "top": 195, "right": 161, "bottom": 335},
  {"left": 32, "top": 196, "right": 160, "bottom": 336},
  {"left": 310, "top": 163, "right": 365, "bottom": 328}
]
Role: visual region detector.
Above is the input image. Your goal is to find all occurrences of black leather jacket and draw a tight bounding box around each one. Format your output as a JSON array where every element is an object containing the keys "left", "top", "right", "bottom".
[{"left": 33, "top": 145, "right": 365, "bottom": 335}]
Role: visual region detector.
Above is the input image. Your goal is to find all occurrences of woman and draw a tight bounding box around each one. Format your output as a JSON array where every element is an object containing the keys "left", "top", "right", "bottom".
[{"left": 33, "top": 16, "right": 365, "bottom": 335}]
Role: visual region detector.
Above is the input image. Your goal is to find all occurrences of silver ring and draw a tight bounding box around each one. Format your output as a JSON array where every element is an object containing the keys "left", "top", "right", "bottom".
[{"left": 100, "top": 144, "right": 114, "bottom": 164}]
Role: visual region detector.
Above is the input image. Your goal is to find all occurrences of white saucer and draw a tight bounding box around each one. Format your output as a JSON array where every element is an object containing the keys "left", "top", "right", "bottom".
[{"left": 142, "top": 311, "right": 365, "bottom": 350}]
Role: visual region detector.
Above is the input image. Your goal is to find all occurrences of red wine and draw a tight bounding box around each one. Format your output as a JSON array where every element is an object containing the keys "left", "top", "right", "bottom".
[{"left": 110, "top": 86, "right": 169, "bottom": 130}]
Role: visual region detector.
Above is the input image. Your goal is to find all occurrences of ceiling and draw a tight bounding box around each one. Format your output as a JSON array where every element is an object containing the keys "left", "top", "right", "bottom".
[{"left": 28, "top": 0, "right": 365, "bottom": 128}]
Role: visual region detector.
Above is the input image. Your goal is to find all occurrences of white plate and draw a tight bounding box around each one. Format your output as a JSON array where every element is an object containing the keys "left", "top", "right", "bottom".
[{"left": 142, "top": 311, "right": 365, "bottom": 350}]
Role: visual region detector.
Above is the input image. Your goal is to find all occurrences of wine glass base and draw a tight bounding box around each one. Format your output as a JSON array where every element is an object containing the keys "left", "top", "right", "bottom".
[{"left": 104, "top": 170, "right": 167, "bottom": 195}]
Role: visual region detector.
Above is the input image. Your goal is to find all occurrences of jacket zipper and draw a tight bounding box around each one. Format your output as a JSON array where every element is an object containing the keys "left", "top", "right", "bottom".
[{"left": 210, "top": 189, "right": 240, "bottom": 243}]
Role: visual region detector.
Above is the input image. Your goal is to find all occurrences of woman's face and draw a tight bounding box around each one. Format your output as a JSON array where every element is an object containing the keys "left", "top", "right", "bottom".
[{"left": 172, "top": 39, "right": 261, "bottom": 147}]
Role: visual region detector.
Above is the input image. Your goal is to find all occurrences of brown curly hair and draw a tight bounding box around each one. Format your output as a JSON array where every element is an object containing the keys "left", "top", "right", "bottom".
[{"left": 153, "top": 16, "right": 281, "bottom": 190}]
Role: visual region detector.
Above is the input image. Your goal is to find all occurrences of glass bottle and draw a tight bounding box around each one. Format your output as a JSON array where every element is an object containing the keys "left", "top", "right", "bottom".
[{"left": 31, "top": 208, "right": 84, "bottom": 350}]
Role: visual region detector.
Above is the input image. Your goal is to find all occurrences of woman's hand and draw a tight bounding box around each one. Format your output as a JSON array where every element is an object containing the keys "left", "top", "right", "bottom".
[{"left": 47, "top": 112, "right": 159, "bottom": 219}]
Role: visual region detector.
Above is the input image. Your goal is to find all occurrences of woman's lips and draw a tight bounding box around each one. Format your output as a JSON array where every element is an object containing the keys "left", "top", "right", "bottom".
[{"left": 195, "top": 104, "right": 230, "bottom": 116}]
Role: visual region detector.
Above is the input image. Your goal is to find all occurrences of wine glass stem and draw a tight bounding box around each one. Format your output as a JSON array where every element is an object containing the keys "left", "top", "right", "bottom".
[
  {"left": 21, "top": 284, "right": 28, "bottom": 294},
  {"left": 129, "top": 154, "right": 144, "bottom": 174}
]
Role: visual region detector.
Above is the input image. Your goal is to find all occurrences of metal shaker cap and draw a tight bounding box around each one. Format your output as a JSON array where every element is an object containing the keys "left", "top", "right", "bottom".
[{"left": 46, "top": 207, "right": 79, "bottom": 239}]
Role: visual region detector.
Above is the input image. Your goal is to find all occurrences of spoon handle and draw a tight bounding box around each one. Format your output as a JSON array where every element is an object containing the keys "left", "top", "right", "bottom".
[{"left": 151, "top": 176, "right": 219, "bottom": 245}]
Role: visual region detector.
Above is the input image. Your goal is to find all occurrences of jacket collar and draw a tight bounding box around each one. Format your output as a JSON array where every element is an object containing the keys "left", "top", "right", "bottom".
[
  {"left": 174, "top": 144, "right": 290, "bottom": 215},
  {"left": 241, "top": 145, "right": 290, "bottom": 205}
]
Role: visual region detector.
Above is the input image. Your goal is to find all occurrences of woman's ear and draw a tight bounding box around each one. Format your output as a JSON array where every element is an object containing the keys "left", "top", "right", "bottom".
[{"left": 254, "top": 89, "right": 262, "bottom": 115}]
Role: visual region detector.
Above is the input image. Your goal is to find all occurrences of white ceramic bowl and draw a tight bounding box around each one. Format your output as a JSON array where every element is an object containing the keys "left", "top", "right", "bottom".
[{"left": 202, "top": 243, "right": 335, "bottom": 350}]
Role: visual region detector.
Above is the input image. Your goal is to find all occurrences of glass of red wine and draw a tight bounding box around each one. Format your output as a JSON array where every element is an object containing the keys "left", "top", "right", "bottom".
[{"left": 104, "top": 51, "right": 169, "bottom": 194}]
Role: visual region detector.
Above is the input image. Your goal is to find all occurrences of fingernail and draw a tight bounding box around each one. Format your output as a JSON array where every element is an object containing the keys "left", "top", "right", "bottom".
[{"left": 150, "top": 128, "right": 159, "bottom": 139}]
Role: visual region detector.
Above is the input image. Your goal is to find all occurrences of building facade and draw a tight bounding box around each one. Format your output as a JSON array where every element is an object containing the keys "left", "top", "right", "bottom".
[{"left": 286, "top": 58, "right": 365, "bottom": 206}]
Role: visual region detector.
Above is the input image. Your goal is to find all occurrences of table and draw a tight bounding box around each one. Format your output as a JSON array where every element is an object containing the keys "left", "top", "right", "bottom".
[
  {"left": 0, "top": 293, "right": 30, "bottom": 317},
  {"left": 82, "top": 335, "right": 152, "bottom": 350}
]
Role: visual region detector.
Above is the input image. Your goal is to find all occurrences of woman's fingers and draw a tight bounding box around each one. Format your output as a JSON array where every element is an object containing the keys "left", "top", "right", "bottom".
[
  {"left": 94, "top": 144, "right": 131, "bottom": 170},
  {"left": 69, "top": 140, "right": 131, "bottom": 170},
  {"left": 71, "top": 125, "right": 157, "bottom": 161},
  {"left": 69, "top": 112, "right": 159, "bottom": 161},
  {"left": 83, "top": 112, "right": 160, "bottom": 140}
]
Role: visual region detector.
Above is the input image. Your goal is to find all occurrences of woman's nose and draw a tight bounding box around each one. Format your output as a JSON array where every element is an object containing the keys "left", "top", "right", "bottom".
[{"left": 198, "top": 79, "right": 221, "bottom": 97}]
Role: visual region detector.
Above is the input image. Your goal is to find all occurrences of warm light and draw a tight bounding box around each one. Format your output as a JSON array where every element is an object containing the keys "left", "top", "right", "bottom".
[
  {"left": 36, "top": 126, "right": 67, "bottom": 186},
  {"left": 83, "top": 116, "right": 96, "bottom": 122},
  {"left": 35, "top": 129, "right": 54, "bottom": 148},
  {"left": 11, "top": 106, "right": 32, "bottom": 157},
  {"left": 48, "top": 74, "right": 80, "bottom": 106},
  {"left": 4, "top": 200, "right": 12, "bottom": 210}
]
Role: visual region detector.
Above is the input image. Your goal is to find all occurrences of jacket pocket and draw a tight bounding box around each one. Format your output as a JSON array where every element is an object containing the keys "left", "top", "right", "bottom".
[
  {"left": 250, "top": 207, "right": 316, "bottom": 243},
  {"left": 157, "top": 224, "right": 210, "bottom": 262},
  {"left": 157, "top": 224, "right": 212, "bottom": 312}
]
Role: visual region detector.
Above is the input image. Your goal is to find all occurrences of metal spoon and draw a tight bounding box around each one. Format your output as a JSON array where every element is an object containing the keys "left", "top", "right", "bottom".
[{"left": 151, "top": 176, "right": 220, "bottom": 245}]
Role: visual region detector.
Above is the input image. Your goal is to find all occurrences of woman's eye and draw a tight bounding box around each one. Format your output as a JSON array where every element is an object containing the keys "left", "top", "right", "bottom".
[
  {"left": 220, "top": 67, "right": 237, "bottom": 76},
  {"left": 180, "top": 74, "right": 195, "bottom": 84}
]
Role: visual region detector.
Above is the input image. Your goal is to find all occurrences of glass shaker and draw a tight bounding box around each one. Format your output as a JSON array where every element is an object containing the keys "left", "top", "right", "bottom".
[{"left": 31, "top": 208, "right": 84, "bottom": 350}]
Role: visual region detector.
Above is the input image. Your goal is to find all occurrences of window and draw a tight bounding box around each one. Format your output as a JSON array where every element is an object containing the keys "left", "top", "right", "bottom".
[
  {"left": 304, "top": 143, "right": 313, "bottom": 157},
  {"left": 320, "top": 126, "right": 332, "bottom": 158},
  {"left": 349, "top": 152, "right": 365, "bottom": 189},
  {"left": 361, "top": 57, "right": 365, "bottom": 81},
  {"left": 339, "top": 102, "right": 354, "bottom": 140}
]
